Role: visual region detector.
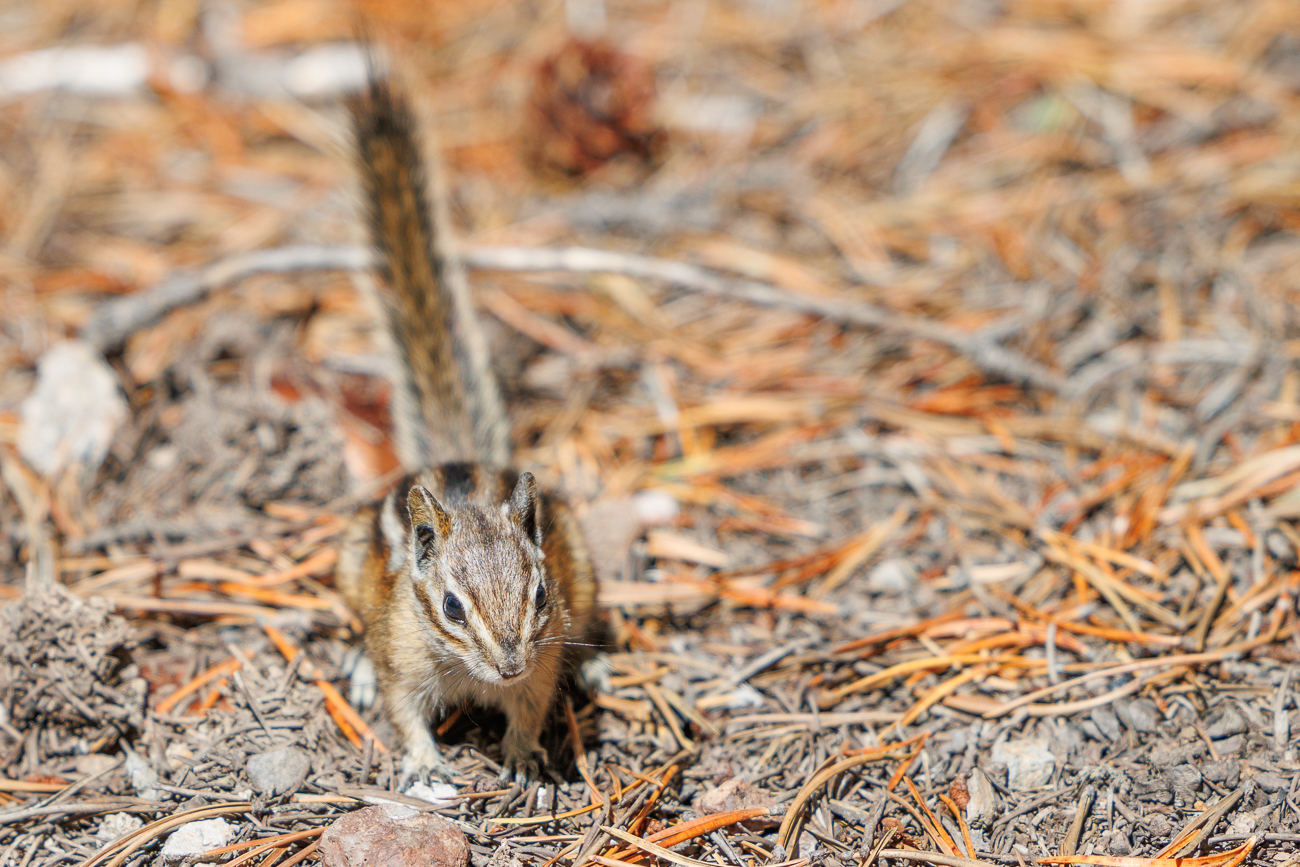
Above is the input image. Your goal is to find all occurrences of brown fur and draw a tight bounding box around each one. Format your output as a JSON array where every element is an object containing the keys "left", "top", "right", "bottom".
[
  {"left": 351, "top": 80, "right": 508, "bottom": 468},
  {"left": 337, "top": 78, "right": 601, "bottom": 783}
]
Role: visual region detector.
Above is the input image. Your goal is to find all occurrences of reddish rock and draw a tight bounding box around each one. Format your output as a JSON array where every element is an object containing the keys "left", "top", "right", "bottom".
[
  {"left": 693, "top": 778, "right": 773, "bottom": 815},
  {"left": 319, "top": 805, "right": 468, "bottom": 867}
]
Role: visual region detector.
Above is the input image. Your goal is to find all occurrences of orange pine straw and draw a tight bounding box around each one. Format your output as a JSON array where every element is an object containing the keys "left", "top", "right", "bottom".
[
  {"left": 897, "top": 665, "right": 990, "bottom": 729},
  {"left": 718, "top": 583, "right": 838, "bottom": 615},
  {"left": 262, "top": 624, "right": 299, "bottom": 663},
  {"left": 820, "top": 653, "right": 1012, "bottom": 706},
  {"left": 278, "top": 839, "right": 320, "bottom": 867},
  {"left": 323, "top": 692, "right": 362, "bottom": 749},
  {"left": 904, "top": 776, "right": 959, "bottom": 856},
  {"left": 195, "top": 678, "right": 229, "bottom": 714},
  {"left": 248, "top": 547, "right": 338, "bottom": 587},
  {"left": 885, "top": 738, "right": 926, "bottom": 791},
  {"left": 607, "top": 806, "right": 769, "bottom": 861},
  {"left": 156, "top": 657, "right": 242, "bottom": 714},
  {"left": 626, "top": 765, "right": 677, "bottom": 834},
  {"left": 1185, "top": 523, "right": 1229, "bottom": 584},
  {"left": 217, "top": 583, "right": 336, "bottom": 609},
  {"left": 1225, "top": 509, "right": 1257, "bottom": 548},
  {"left": 833, "top": 609, "right": 969, "bottom": 654},
  {"left": 317, "top": 680, "right": 387, "bottom": 753},
  {"left": 223, "top": 829, "right": 324, "bottom": 867},
  {"left": 939, "top": 792, "right": 975, "bottom": 859},
  {"left": 565, "top": 696, "right": 603, "bottom": 807},
  {"left": 256, "top": 849, "right": 286, "bottom": 867},
  {"left": 263, "top": 623, "right": 388, "bottom": 753},
  {"left": 203, "top": 828, "right": 324, "bottom": 858},
  {"left": 1039, "top": 836, "right": 1256, "bottom": 867}
]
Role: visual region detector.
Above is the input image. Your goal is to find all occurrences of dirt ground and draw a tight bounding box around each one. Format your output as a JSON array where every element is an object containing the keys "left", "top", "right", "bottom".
[{"left": 1, "top": 1, "right": 1300, "bottom": 866}]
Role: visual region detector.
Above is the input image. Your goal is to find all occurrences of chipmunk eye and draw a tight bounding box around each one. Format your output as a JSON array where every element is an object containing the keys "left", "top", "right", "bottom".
[
  {"left": 534, "top": 582, "right": 547, "bottom": 609},
  {"left": 443, "top": 592, "right": 466, "bottom": 624}
]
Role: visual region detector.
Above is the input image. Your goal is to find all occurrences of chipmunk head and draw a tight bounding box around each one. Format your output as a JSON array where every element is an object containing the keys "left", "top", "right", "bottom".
[{"left": 404, "top": 472, "right": 558, "bottom": 683}]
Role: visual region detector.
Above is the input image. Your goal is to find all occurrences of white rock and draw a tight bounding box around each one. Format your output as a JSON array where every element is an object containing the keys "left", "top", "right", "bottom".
[
  {"left": 19, "top": 340, "right": 127, "bottom": 478},
  {"left": 160, "top": 818, "right": 235, "bottom": 863},
  {"left": 96, "top": 813, "right": 144, "bottom": 844},
  {"left": 992, "top": 739, "right": 1055, "bottom": 792},
  {"left": 123, "top": 751, "right": 158, "bottom": 798},
  {"left": 965, "top": 767, "right": 999, "bottom": 827}
]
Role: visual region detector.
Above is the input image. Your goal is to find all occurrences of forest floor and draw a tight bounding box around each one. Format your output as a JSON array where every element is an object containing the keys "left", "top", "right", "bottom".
[{"left": 1, "top": 1, "right": 1299, "bottom": 866}]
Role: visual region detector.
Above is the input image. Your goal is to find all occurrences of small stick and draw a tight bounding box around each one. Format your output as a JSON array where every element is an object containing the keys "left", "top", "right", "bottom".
[{"left": 1059, "top": 785, "right": 1095, "bottom": 857}]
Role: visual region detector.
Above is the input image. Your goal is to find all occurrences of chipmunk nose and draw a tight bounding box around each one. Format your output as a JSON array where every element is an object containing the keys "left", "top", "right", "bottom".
[{"left": 498, "top": 642, "right": 525, "bottom": 679}]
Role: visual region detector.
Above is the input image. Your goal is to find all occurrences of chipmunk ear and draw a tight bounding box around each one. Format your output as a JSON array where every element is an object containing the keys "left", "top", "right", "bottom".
[
  {"left": 407, "top": 484, "right": 451, "bottom": 564},
  {"left": 506, "top": 472, "right": 542, "bottom": 548}
]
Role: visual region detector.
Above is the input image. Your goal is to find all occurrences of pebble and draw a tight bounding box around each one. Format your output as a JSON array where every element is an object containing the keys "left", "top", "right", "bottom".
[
  {"left": 1132, "top": 771, "right": 1173, "bottom": 805},
  {"left": 1204, "top": 705, "right": 1248, "bottom": 740},
  {"left": 124, "top": 751, "right": 158, "bottom": 799},
  {"left": 965, "top": 768, "right": 999, "bottom": 828},
  {"left": 246, "top": 746, "right": 311, "bottom": 796},
  {"left": 693, "top": 778, "right": 774, "bottom": 814},
  {"left": 318, "top": 804, "right": 469, "bottom": 867},
  {"left": 1104, "top": 829, "right": 1132, "bottom": 856},
  {"left": 1115, "top": 698, "right": 1160, "bottom": 733},
  {"left": 76, "top": 754, "right": 120, "bottom": 777},
  {"left": 1089, "top": 706, "right": 1122, "bottom": 742},
  {"left": 1201, "top": 758, "right": 1240, "bottom": 788},
  {"left": 1165, "top": 764, "right": 1201, "bottom": 805},
  {"left": 18, "top": 339, "right": 127, "bottom": 478},
  {"left": 1251, "top": 771, "right": 1290, "bottom": 792},
  {"left": 95, "top": 813, "right": 143, "bottom": 844},
  {"left": 991, "top": 739, "right": 1055, "bottom": 792},
  {"left": 160, "top": 818, "right": 236, "bottom": 863}
]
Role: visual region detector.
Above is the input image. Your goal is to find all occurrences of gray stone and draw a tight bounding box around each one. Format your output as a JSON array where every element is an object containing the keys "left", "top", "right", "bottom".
[
  {"left": 1089, "top": 706, "right": 1122, "bottom": 741},
  {"left": 246, "top": 746, "right": 310, "bottom": 796},
  {"left": 965, "top": 768, "right": 999, "bottom": 829},
  {"left": 1115, "top": 698, "right": 1160, "bottom": 733},
  {"left": 991, "top": 739, "right": 1055, "bottom": 792},
  {"left": 1252, "top": 771, "right": 1290, "bottom": 792},
  {"left": 694, "top": 778, "right": 774, "bottom": 814},
  {"left": 1202, "top": 758, "right": 1240, "bottom": 788},
  {"left": 1165, "top": 764, "right": 1201, "bottom": 804},
  {"left": 1215, "top": 734, "right": 1245, "bottom": 756},
  {"left": 1132, "top": 772, "right": 1173, "bottom": 804},
  {"left": 319, "top": 805, "right": 468, "bottom": 867},
  {"left": 160, "top": 818, "right": 235, "bottom": 863},
  {"left": 1205, "top": 705, "right": 1248, "bottom": 740},
  {"left": 1149, "top": 743, "right": 1200, "bottom": 767},
  {"left": 1105, "top": 829, "right": 1132, "bottom": 855}
]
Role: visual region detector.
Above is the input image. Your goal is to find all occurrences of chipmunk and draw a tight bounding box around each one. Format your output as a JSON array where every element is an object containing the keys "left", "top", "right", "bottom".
[{"left": 334, "top": 74, "right": 601, "bottom": 784}]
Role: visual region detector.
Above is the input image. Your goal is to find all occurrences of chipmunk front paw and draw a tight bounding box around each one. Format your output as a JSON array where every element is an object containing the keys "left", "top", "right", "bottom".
[
  {"left": 499, "top": 731, "right": 548, "bottom": 784},
  {"left": 400, "top": 743, "right": 454, "bottom": 789}
]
